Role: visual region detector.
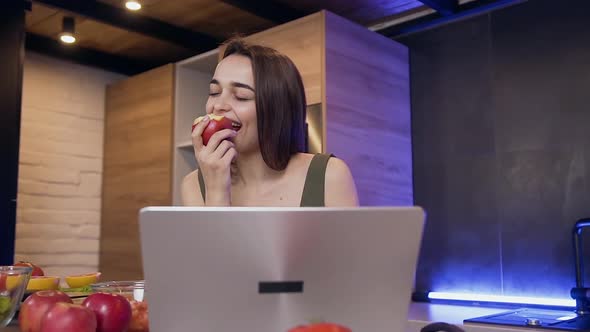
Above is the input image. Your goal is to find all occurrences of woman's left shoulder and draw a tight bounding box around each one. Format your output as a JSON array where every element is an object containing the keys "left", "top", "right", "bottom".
[
  {"left": 290, "top": 153, "right": 350, "bottom": 172},
  {"left": 324, "top": 156, "right": 353, "bottom": 179},
  {"left": 323, "top": 155, "right": 359, "bottom": 207},
  {"left": 291, "top": 153, "right": 358, "bottom": 206}
]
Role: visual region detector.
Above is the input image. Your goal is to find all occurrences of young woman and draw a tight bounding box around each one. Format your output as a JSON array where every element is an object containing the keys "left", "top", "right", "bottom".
[{"left": 182, "top": 38, "right": 358, "bottom": 207}]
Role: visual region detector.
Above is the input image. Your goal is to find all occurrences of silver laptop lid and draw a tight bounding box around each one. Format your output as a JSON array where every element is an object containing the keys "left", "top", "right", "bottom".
[{"left": 139, "top": 207, "right": 425, "bottom": 332}]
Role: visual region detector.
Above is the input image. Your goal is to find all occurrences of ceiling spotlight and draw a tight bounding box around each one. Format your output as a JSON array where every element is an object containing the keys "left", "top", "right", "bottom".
[
  {"left": 125, "top": 1, "right": 142, "bottom": 11},
  {"left": 59, "top": 17, "right": 76, "bottom": 44}
]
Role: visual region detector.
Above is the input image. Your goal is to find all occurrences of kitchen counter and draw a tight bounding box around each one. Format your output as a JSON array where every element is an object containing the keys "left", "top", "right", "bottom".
[
  {"left": 407, "top": 302, "right": 548, "bottom": 332},
  {"left": 3, "top": 303, "right": 554, "bottom": 332}
]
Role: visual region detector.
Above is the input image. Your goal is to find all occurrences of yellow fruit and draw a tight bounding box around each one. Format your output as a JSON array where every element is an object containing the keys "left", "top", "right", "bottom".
[
  {"left": 64, "top": 272, "right": 101, "bottom": 288},
  {"left": 27, "top": 276, "right": 60, "bottom": 291},
  {"left": 6, "top": 275, "right": 26, "bottom": 290}
]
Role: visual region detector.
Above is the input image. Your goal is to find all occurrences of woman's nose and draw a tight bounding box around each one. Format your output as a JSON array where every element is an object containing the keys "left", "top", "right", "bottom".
[
  {"left": 211, "top": 96, "right": 231, "bottom": 115},
  {"left": 209, "top": 103, "right": 230, "bottom": 117}
]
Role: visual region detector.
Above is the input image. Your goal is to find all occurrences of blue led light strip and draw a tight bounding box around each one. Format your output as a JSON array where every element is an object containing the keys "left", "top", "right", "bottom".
[{"left": 428, "top": 291, "right": 576, "bottom": 307}]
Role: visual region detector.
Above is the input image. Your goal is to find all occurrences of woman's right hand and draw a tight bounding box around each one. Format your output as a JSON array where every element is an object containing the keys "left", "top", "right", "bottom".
[{"left": 192, "top": 116, "right": 238, "bottom": 206}]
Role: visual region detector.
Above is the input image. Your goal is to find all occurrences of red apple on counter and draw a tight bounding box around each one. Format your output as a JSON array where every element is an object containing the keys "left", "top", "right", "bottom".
[
  {"left": 192, "top": 114, "right": 236, "bottom": 146},
  {"left": 15, "top": 261, "right": 44, "bottom": 276},
  {"left": 19, "top": 290, "right": 73, "bottom": 332},
  {"left": 0, "top": 274, "right": 6, "bottom": 292},
  {"left": 39, "top": 302, "right": 96, "bottom": 332},
  {"left": 82, "top": 292, "right": 132, "bottom": 332}
]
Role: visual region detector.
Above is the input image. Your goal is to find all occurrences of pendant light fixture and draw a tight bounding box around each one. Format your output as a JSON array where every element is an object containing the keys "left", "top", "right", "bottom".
[
  {"left": 59, "top": 16, "right": 76, "bottom": 44},
  {"left": 125, "top": 1, "right": 142, "bottom": 11}
]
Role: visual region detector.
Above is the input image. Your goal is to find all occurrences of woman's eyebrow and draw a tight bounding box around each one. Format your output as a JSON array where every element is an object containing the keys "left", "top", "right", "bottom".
[
  {"left": 209, "top": 79, "right": 255, "bottom": 92},
  {"left": 231, "top": 82, "right": 255, "bottom": 92}
]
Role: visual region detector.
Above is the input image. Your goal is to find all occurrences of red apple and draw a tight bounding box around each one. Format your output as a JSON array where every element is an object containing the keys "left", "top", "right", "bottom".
[
  {"left": 0, "top": 273, "right": 6, "bottom": 292},
  {"left": 40, "top": 302, "right": 96, "bottom": 332},
  {"left": 19, "top": 290, "right": 73, "bottom": 332},
  {"left": 15, "top": 261, "right": 44, "bottom": 276},
  {"left": 82, "top": 292, "right": 132, "bottom": 332},
  {"left": 192, "top": 114, "right": 235, "bottom": 146}
]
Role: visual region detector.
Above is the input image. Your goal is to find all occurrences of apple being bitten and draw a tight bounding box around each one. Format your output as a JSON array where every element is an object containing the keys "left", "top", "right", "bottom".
[{"left": 192, "top": 114, "right": 239, "bottom": 146}]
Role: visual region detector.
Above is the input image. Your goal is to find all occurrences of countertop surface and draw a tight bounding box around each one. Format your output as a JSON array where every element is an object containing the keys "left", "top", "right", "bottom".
[
  {"left": 408, "top": 302, "right": 574, "bottom": 332},
  {"left": 2, "top": 302, "right": 564, "bottom": 332}
]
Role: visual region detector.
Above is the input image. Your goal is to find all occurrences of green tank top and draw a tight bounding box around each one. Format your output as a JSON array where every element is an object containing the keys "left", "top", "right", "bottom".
[{"left": 197, "top": 153, "right": 332, "bottom": 207}]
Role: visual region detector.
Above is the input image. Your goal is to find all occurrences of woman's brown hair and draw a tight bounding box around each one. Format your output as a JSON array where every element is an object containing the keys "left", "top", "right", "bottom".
[{"left": 222, "top": 37, "right": 307, "bottom": 171}]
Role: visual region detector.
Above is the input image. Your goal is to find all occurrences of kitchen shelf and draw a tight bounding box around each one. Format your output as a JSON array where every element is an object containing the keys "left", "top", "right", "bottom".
[{"left": 172, "top": 49, "right": 219, "bottom": 205}]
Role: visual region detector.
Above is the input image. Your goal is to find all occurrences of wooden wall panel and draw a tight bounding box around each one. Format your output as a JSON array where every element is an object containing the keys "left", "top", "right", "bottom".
[
  {"left": 15, "top": 53, "right": 122, "bottom": 278},
  {"left": 243, "top": 12, "right": 323, "bottom": 105},
  {"left": 324, "top": 11, "right": 413, "bottom": 206},
  {"left": 100, "top": 64, "right": 174, "bottom": 280}
]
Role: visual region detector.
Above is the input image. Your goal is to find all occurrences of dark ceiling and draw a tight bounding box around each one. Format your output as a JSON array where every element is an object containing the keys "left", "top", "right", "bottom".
[{"left": 23, "top": 0, "right": 526, "bottom": 75}]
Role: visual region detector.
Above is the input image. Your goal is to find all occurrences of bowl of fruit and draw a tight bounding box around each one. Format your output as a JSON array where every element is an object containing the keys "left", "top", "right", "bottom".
[
  {"left": 0, "top": 265, "right": 33, "bottom": 327},
  {"left": 14, "top": 260, "right": 101, "bottom": 300},
  {"left": 91, "top": 280, "right": 148, "bottom": 332}
]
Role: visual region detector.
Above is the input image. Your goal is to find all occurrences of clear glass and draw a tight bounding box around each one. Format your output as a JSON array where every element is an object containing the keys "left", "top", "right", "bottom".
[
  {"left": 90, "top": 280, "right": 145, "bottom": 301},
  {"left": 0, "top": 266, "right": 33, "bottom": 327}
]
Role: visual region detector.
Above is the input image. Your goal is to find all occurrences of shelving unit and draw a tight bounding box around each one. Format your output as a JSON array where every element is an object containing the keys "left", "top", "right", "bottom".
[{"left": 172, "top": 49, "right": 219, "bottom": 205}]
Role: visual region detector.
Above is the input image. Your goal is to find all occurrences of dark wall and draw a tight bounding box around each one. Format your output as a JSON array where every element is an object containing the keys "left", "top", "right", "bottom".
[
  {"left": 0, "top": 0, "right": 25, "bottom": 265},
  {"left": 397, "top": 0, "right": 590, "bottom": 298}
]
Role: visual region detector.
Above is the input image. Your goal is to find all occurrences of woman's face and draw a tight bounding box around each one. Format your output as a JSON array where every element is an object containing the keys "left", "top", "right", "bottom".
[{"left": 206, "top": 54, "right": 258, "bottom": 153}]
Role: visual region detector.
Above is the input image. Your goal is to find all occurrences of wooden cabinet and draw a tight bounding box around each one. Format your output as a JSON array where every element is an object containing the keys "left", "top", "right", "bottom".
[
  {"left": 240, "top": 12, "right": 324, "bottom": 105},
  {"left": 101, "top": 10, "right": 412, "bottom": 278},
  {"left": 100, "top": 64, "right": 174, "bottom": 280},
  {"left": 322, "top": 12, "right": 412, "bottom": 206}
]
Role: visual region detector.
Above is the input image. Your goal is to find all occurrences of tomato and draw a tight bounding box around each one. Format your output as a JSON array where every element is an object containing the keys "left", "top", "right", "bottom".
[
  {"left": 128, "top": 300, "right": 149, "bottom": 332},
  {"left": 288, "top": 322, "right": 352, "bottom": 332},
  {"left": 287, "top": 325, "right": 309, "bottom": 332}
]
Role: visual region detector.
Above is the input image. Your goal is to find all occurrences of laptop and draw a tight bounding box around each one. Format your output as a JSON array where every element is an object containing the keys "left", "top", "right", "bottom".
[{"left": 139, "top": 207, "right": 425, "bottom": 332}]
